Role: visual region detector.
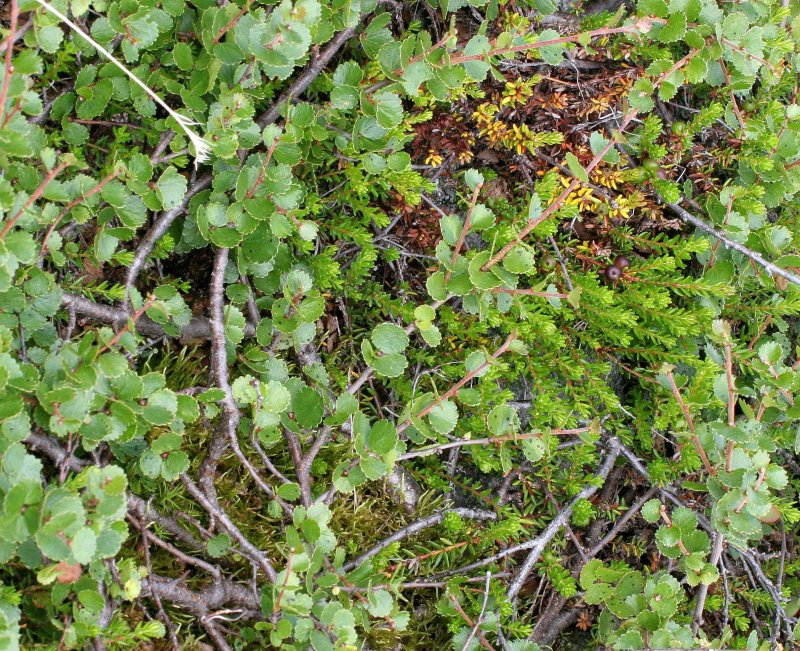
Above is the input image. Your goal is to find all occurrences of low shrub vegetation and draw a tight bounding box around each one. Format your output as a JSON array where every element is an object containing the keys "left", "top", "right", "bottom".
[{"left": 2, "top": 0, "right": 800, "bottom": 648}]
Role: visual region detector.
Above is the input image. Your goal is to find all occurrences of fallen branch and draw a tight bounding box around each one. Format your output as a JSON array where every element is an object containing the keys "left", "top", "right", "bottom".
[
  {"left": 427, "top": 441, "right": 619, "bottom": 595},
  {"left": 61, "top": 292, "right": 255, "bottom": 341},
  {"left": 667, "top": 202, "right": 800, "bottom": 287},
  {"left": 343, "top": 508, "right": 497, "bottom": 572},
  {"left": 124, "top": 173, "right": 213, "bottom": 310},
  {"left": 257, "top": 26, "right": 357, "bottom": 128}
]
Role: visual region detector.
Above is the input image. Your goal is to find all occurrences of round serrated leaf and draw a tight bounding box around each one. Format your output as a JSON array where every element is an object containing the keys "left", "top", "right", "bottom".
[
  {"left": 420, "top": 325, "right": 442, "bottom": 347},
  {"left": 372, "top": 353, "right": 408, "bottom": 378},
  {"left": 367, "top": 420, "right": 397, "bottom": 455},
  {"left": 262, "top": 381, "right": 291, "bottom": 413},
  {"left": 487, "top": 404, "right": 519, "bottom": 436},
  {"left": 359, "top": 456, "right": 388, "bottom": 480},
  {"left": 641, "top": 499, "right": 662, "bottom": 523},
  {"left": 428, "top": 401, "right": 458, "bottom": 434},
  {"left": 96, "top": 353, "right": 129, "bottom": 378},
  {"left": 292, "top": 387, "right": 324, "bottom": 428},
  {"left": 371, "top": 323, "right": 409, "bottom": 354},
  {"left": 468, "top": 251, "right": 502, "bottom": 290},
  {"left": 502, "top": 245, "right": 536, "bottom": 274}
]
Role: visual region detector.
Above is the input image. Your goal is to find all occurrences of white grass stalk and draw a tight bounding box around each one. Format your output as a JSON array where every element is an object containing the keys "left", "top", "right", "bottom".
[{"left": 33, "top": 0, "right": 210, "bottom": 167}]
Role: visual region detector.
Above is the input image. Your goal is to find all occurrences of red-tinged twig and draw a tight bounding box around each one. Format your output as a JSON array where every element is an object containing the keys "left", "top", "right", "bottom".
[
  {"left": 245, "top": 135, "right": 280, "bottom": 199},
  {"left": 448, "top": 596, "right": 496, "bottom": 651},
  {"left": 725, "top": 339, "right": 736, "bottom": 428},
  {"left": 396, "top": 426, "right": 592, "bottom": 462},
  {"left": 271, "top": 555, "right": 294, "bottom": 614},
  {"left": 0, "top": 0, "right": 19, "bottom": 128},
  {"left": 448, "top": 23, "right": 649, "bottom": 66},
  {"left": 720, "top": 38, "right": 780, "bottom": 75},
  {"left": 94, "top": 296, "right": 156, "bottom": 356},
  {"left": 734, "top": 467, "right": 766, "bottom": 514},
  {"left": 1, "top": 161, "right": 70, "bottom": 239},
  {"left": 492, "top": 288, "right": 567, "bottom": 298},
  {"left": 720, "top": 59, "right": 745, "bottom": 129},
  {"left": 342, "top": 508, "right": 496, "bottom": 571},
  {"left": 1, "top": 96, "right": 21, "bottom": 128},
  {"left": 212, "top": 0, "right": 252, "bottom": 44},
  {"left": 663, "top": 368, "right": 716, "bottom": 476},
  {"left": 41, "top": 169, "right": 120, "bottom": 256},
  {"left": 748, "top": 314, "right": 772, "bottom": 351},
  {"left": 396, "top": 332, "right": 517, "bottom": 436},
  {"left": 659, "top": 504, "right": 691, "bottom": 556},
  {"left": 444, "top": 182, "right": 483, "bottom": 286}
]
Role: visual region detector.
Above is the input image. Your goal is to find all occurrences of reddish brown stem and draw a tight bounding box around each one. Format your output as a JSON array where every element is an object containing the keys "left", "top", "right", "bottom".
[
  {"left": 0, "top": 0, "right": 19, "bottom": 128},
  {"left": 245, "top": 135, "right": 280, "bottom": 199},
  {"left": 95, "top": 297, "right": 156, "bottom": 356},
  {"left": 1, "top": 161, "right": 69, "bottom": 239},
  {"left": 212, "top": 0, "right": 252, "bottom": 45},
  {"left": 444, "top": 183, "right": 482, "bottom": 286},
  {"left": 40, "top": 169, "right": 120, "bottom": 256},
  {"left": 397, "top": 332, "right": 517, "bottom": 435},
  {"left": 664, "top": 369, "right": 716, "bottom": 476},
  {"left": 449, "top": 24, "right": 646, "bottom": 65}
]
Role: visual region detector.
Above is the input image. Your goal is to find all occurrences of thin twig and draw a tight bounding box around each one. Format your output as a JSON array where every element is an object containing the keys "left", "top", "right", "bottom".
[
  {"left": 343, "top": 508, "right": 496, "bottom": 572},
  {"left": 257, "top": 26, "right": 357, "bottom": 128},
  {"left": 0, "top": 0, "right": 20, "bottom": 127},
  {"left": 460, "top": 572, "right": 493, "bottom": 651},
  {"left": 667, "top": 202, "right": 800, "bottom": 287},
  {"left": 692, "top": 532, "right": 725, "bottom": 634}
]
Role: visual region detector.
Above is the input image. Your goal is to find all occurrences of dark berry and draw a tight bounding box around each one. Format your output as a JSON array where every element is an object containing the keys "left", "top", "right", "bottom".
[
  {"left": 614, "top": 255, "right": 631, "bottom": 270},
  {"left": 604, "top": 265, "right": 622, "bottom": 282}
]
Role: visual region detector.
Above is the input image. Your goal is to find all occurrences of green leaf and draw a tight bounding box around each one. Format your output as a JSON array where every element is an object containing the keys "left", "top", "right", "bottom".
[
  {"left": 374, "top": 91, "right": 403, "bottom": 129},
  {"left": 470, "top": 204, "right": 494, "bottom": 230},
  {"left": 588, "top": 132, "right": 621, "bottom": 164},
  {"left": 262, "top": 381, "right": 291, "bottom": 413},
  {"left": 359, "top": 456, "right": 388, "bottom": 480},
  {"left": 487, "top": 404, "right": 519, "bottom": 436},
  {"left": 292, "top": 387, "right": 324, "bottom": 428},
  {"left": 642, "top": 499, "right": 662, "bottom": 523},
  {"left": 428, "top": 401, "right": 458, "bottom": 434},
  {"left": 371, "top": 323, "right": 409, "bottom": 354},
  {"left": 366, "top": 590, "right": 393, "bottom": 617},
  {"left": 362, "top": 340, "right": 408, "bottom": 378},
  {"left": 36, "top": 25, "right": 64, "bottom": 54},
  {"left": 367, "top": 420, "right": 398, "bottom": 455},
  {"left": 657, "top": 12, "right": 687, "bottom": 43},
  {"left": 71, "top": 528, "right": 97, "bottom": 564},
  {"left": 155, "top": 167, "right": 187, "bottom": 211},
  {"left": 402, "top": 61, "right": 434, "bottom": 97},
  {"left": 461, "top": 35, "right": 491, "bottom": 81},
  {"left": 207, "top": 534, "right": 231, "bottom": 558},
  {"left": 502, "top": 245, "right": 536, "bottom": 274},
  {"left": 565, "top": 153, "right": 589, "bottom": 183},
  {"left": 537, "top": 29, "right": 563, "bottom": 66}
]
